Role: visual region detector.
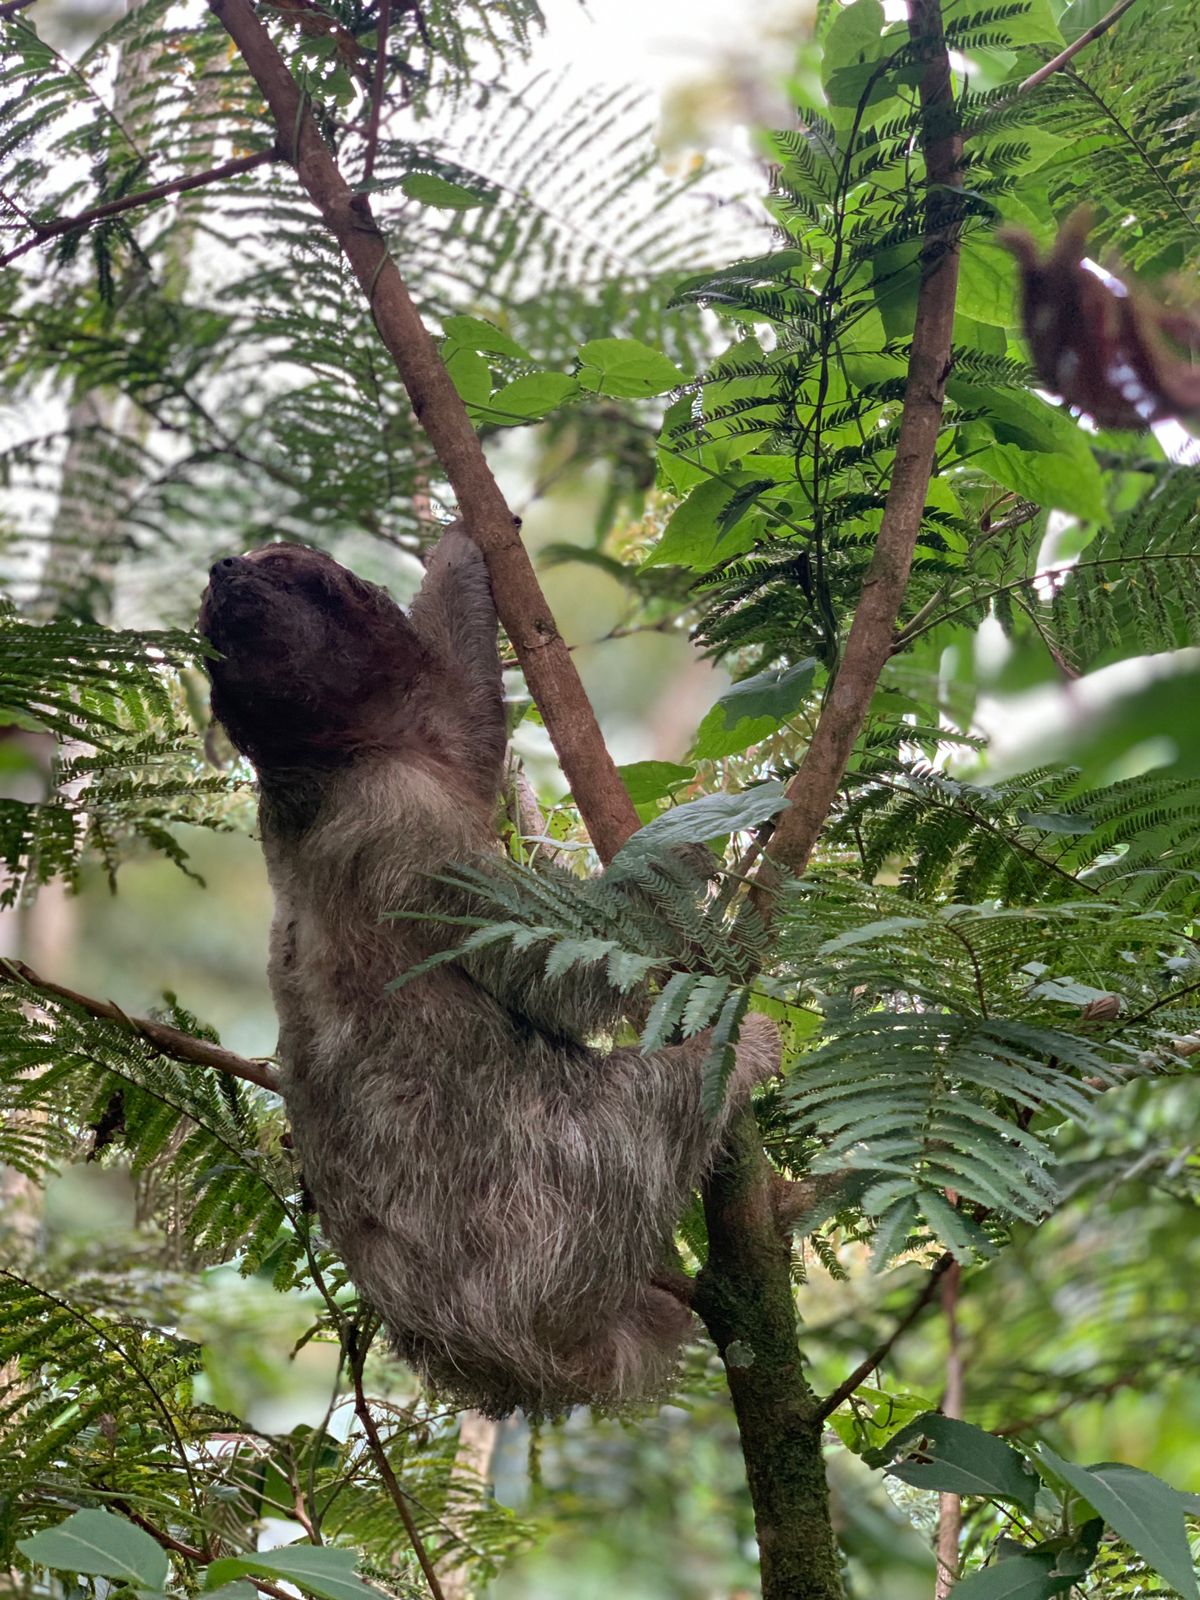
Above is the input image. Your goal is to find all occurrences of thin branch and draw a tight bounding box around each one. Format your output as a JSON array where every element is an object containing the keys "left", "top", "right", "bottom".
[
  {"left": 118, "top": 1506, "right": 293, "bottom": 1600},
  {"left": 895, "top": 548, "right": 1200, "bottom": 650},
  {"left": 891, "top": 500, "right": 1041, "bottom": 650},
  {"left": 993, "top": 1368, "right": 1141, "bottom": 1437},
  {"left": 816, "top": 1254, "right": 955, "bottom": 1422},
  {"left": 1016, "top": 0, "right": 1139, "bottom": 95},
  {"left": 362, "top": 0, "right": 391, "bottom": 185},
  {"left": 0, "top": 959, "right": 281, "bottom": 1093},
  {"left": 347, "top": 1326, "right": 448, "bottom": 1600},
  {"left": 0, "top": 148, "right": 280, "bottom": 268},
  {"left": 206, "top": 0, "right": 639, "bottom": 865}
]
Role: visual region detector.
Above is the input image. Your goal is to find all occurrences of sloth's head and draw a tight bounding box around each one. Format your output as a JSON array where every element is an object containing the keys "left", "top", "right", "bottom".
[{"left": 199, "top": 543, "right": 428, "bottom": 770}]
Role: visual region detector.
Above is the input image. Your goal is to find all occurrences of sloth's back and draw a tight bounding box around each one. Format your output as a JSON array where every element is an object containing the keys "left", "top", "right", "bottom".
[{"left": 261, "top": 758, "right": 689, "bottom": 1412}]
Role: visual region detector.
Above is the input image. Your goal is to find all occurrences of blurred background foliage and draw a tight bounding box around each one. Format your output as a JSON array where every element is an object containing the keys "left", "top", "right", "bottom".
[{"left": 2, "top": 0, "right": 1200, "bottom": 1594}]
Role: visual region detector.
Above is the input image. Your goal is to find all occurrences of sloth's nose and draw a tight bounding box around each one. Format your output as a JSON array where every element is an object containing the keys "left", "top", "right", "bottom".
[{"left": 210, "top": 555, "right": 251, "bottom": 580}]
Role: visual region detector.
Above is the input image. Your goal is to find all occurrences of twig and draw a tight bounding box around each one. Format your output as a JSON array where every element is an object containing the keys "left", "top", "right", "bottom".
[
  {"left": 362, "top": 0, "right": 391, "bottom": 185},
  {"left": 891, "top": 501, "right": 1040, "bottom": 651},
  {"left": 347, "top": 1326, "right": 448, "bottom": 1600},
  {"left": 0, "top": 147, "right": 280, "bottom": 268},
  {"left": 993, "top": 1368, "right": 1140, "bottom": 1437},
  {"left": 1016, "top": 0, "right": 1139, "bottom": 95},
  {"left": 206, "top": 0, "right": 640, "bottom": 865},
  {"left": 816, "top": 1254, "right": 955, "bottom": 1423},
  {"left": 0, "top": 958, "right": 281, "bottom": 1093},
  {"left": 118, "top": 1506, "right": 292, "bottom": 1600}
]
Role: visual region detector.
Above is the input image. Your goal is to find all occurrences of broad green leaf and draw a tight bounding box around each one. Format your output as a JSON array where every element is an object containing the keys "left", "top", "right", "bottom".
[
  {"left": 445, "top": 346, "right": 491, "bottom": 408},
  {"left": 1058, "top": 0, "right": 1117, "bottom": 39},
  {"left": 484, "top": 373, "right": 578, "bottom": 423},
  {"left": 206, "top": 1546, "right": 382, "bottom": 1600},
  {"left": 609, "top": 783, "right": 790, "bottom": 865},
  {"left": 618, "top": 760, "right": 696, "bottom": 804},
  {"left": 693, "top": 661, "right": 818, "bottom": 759},
  {"left": 949, "top": 1552, "right": 1068, "bottom": 1599},
  {"left": 948, "top": 381, "right": 1095, "bottom": 461},
  {"left": 643, "top": 475, "right": 766, "bottom": 570},
  {"left": 441, "top": 315, "right": 530, "bottom": 360},
  {"left": 829, "top": 1387, "right": 935, "bottom": 1453},
  {"left": 18, "top": 1510, "right": 169, "bottom": 1590},
  {"left": 1035, "top": 1449, "right": 1200, "bottom": 1599},
  {"left": 975, "top": 0, "right": 1063, "bottom": 45},
  {"left": 956, "top": 240, "right": 1017, "bottom": 328},
  {"left": 975, "top": 444, "right": 1104, "bottom": 524},
  {"left": 884, "top": 1415, "right": 1040, "bottom": 1512},
  {"left": 399, "top": 173, "right": 487, "bottom": 209},
  {"left": 691, "top": 709, "right": 778, "bottom": 763},
  {"left": 711, "top": 661, "right": 819, "bottom": 724},
  {"left": 577, "top": 338, "right": 685, "bottom": 398},
  {"left": 822, "top": 0, "right": 885, "bottom": 82}
]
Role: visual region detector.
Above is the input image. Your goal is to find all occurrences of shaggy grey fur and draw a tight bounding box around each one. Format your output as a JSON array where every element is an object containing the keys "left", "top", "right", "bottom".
[{"left": 199, "top": 525, "right": 778, "bottom": 1416}]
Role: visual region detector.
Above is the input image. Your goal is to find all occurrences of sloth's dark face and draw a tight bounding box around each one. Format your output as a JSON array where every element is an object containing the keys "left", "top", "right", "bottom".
[{"left": 199, "top": 544, "right": 427, "bottom": 769}]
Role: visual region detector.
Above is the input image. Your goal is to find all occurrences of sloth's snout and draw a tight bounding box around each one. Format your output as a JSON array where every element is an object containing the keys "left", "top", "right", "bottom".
[{"left": 208, "top": 554, "right": 253, "bottom": 582}]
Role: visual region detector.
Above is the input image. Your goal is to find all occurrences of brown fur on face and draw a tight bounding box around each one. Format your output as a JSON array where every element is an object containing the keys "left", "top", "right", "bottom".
[{"left": 199, "top": 544, "right": 432, "bottom": 771}]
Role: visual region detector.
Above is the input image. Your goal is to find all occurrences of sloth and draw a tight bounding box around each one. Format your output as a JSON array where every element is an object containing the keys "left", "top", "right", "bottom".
[{"left": 199, "top": 523, "right": 778, "bottom": 1417}]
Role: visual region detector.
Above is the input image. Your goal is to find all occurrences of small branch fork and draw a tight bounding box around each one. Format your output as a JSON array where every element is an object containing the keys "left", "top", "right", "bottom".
[{"left": 0, "top": 148, "right": 280, "bottom": 268}]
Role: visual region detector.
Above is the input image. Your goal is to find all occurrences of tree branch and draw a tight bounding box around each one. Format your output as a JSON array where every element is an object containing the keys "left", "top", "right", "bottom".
[
  {"left": 0, "top": 959, "right": 281, "bottom": 1093},
  {"left": 816, "top": 1254, "right": 955, "bottom": 1423},
  {"left": 756, "top": 0, "right": 964, "bottom": 890},
  {"left": 692, "top": 10, "right": 964, "bottom": 1594},
  {"left": 1016, "top": 0, "right": 1139, "bottom": 95},
  {"left": 0, "top": 148, "right": 280, "bottom": 268},
  {"left": 694, "top": 1113, "right": 843, "bottom": 1600},
  {"left": 206, "top": 0, "right": 639, "bottom": 864},
  {"left": 362, "top": 0, "right": 391, "bottom": 185}
]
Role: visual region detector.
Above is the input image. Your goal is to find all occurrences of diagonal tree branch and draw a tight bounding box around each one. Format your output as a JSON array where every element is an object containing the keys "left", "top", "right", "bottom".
[
  {"left": 757, "top": 0, "right": 964, "bottom": 890},
  {"left": 1016, "top": 0, "right": 1139, "bottom": 95},
  {"left": 0, "top": 148, "right": 281, "bottom": 268},
  {"left": 816, "top": 1254, "right": 955, "bottom": 1423},
  {"left": 206, "top": 0, "right": 639, "bottom": 865},
  {"left": 0, "top": 959, "right": 281, "bottom": 1092}
]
